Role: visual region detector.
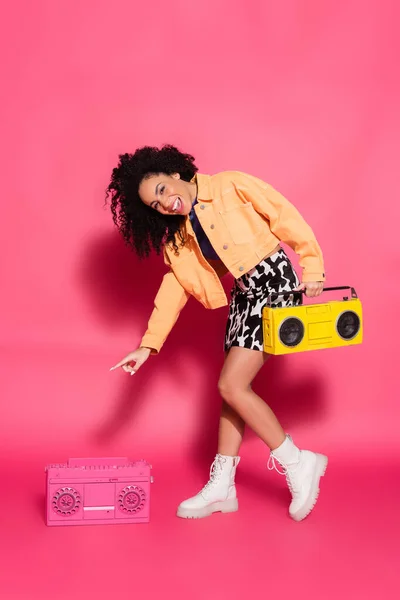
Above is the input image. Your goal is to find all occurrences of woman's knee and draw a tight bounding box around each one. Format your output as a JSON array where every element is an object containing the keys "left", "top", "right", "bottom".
[
  {"left": 218, "top": 376, "right": 248, "bottom": 405},
  {"left": 217, "top": 377, "right": 230, "bottom": 400}
]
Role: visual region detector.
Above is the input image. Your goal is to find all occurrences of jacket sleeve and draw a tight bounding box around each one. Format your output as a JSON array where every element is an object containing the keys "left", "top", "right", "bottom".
[
  {"left": 233, "top": 172, "right": 325, "bottom": 282},
  {"left": 140, "top": 256, "right": 190, "bottom": 354}
]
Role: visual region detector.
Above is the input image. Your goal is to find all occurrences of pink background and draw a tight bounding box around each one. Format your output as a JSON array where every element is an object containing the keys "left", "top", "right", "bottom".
[{"left": 1, "top": 1, "right": 399, "bottom": 598}]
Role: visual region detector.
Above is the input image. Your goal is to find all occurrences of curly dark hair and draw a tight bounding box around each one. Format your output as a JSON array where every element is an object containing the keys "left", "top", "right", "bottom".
[{"left": 105, "top": 144, "right": 198, "bottom": 258}]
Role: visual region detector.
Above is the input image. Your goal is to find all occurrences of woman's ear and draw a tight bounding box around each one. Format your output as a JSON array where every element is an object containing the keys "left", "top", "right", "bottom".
[{"left": 171, "top": 173, "right": 181, "bottom": 180}]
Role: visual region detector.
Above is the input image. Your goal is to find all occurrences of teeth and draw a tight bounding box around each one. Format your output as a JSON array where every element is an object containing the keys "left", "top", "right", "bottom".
[{"left": 172, "top": 198, "right": 180, "bottom": 212}]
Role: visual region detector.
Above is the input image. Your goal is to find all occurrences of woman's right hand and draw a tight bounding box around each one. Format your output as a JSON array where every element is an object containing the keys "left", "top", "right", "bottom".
[{"left": 110, "top": 347, "right": 152, "bottom": 375}]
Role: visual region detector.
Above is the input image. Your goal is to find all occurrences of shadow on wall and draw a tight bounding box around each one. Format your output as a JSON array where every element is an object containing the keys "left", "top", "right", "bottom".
[{"left": 78, "top": 230, "right": 328, "bottom": 470}]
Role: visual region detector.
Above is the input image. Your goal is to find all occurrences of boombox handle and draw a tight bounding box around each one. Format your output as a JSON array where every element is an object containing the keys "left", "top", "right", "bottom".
[
  {"left": 68, "top": 457, "right": 129, "bottom": 467},
  {"left": 266, "top": 286, "right": 358, "bottom": 307}
]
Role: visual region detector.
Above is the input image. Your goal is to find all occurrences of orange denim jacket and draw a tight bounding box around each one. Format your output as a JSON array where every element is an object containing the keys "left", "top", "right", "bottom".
[{"left": 140, "top": 171, "right": 325, "bottom": 353}]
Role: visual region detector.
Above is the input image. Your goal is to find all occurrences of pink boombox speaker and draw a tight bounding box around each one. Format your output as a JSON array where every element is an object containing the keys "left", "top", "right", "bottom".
[{"left": 45, "top": 457, "right": 153, "bottom": 526}]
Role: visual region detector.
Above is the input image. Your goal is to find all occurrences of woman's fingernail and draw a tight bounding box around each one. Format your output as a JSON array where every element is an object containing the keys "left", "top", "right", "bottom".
[{"left": 130, "top": 371, "right": 135, "bottom": 376}]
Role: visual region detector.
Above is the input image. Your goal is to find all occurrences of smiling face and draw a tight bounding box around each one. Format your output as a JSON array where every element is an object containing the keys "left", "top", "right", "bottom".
[{"left": 138, "top": 173, "right": 196, "bottom": 216}]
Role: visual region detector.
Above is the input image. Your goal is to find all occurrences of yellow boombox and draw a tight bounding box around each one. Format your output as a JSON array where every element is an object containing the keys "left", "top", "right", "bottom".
[{"left": 262, "top": 286, "right": 363, "bottom": 355}]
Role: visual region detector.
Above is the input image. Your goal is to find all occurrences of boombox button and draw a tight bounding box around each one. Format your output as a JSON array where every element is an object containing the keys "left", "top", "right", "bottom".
[
  {"left": 151, "top": 476, "right": 154, "bottom": 483},
  {"left": 109, "top": 478, "right": 118, "bottom": 482}
]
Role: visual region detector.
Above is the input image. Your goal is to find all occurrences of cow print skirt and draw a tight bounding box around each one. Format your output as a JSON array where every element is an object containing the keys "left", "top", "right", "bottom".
[{"left": 224, "top": 248, "right": 301, "bottom": 352}]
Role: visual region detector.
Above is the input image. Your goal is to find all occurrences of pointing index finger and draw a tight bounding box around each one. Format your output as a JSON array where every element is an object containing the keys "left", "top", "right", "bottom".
[{"left": 110, "top": 358, "right": 129, "bottom": 371}]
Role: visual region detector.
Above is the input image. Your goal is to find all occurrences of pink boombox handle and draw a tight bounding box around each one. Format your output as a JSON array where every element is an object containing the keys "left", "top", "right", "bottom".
[{"left": 68, "top": 457, "right": 130, "bottom": 467}]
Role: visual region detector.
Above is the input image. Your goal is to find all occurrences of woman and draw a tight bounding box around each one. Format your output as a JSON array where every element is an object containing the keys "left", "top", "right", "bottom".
[{"left": 107, "top": 144, "right": 327, "bottom": 522}]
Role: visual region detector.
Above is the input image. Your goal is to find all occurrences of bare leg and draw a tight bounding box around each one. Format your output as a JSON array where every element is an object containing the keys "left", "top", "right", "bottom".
[
  {"left": 217, "top": 401, "right": 245, "bottom": 456},
  {"left": 218, "top": 346, "right": 286, "bottom": 451},
  {"left": 177, "top": 345, "right": 327, "bottom": 522}
]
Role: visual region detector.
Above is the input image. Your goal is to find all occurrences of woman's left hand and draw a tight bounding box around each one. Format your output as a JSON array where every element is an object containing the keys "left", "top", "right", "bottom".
[{"left": 294, "top": 281, "right": 324, "bottom": 298}]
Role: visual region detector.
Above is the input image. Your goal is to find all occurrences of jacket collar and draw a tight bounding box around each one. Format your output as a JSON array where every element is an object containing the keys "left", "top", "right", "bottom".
[
  {"left": 182, "top": 173, "right": 212, "bottom": 240},
  {"left": 191, "top": 173, "right": 213, "bottom": 202}
]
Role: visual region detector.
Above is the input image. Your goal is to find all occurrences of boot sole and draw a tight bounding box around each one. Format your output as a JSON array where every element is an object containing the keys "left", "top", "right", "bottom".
[
  {"left": 290, "top": 453, "right": 328, "bottom": 522},
  {"left": 176, "top": 497, "right": 239, "bottom": 519}
]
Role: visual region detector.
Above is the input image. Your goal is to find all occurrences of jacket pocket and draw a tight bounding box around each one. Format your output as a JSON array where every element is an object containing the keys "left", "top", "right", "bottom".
[{"left": 220, "top": 202, "right": 261, "bottom": 244}]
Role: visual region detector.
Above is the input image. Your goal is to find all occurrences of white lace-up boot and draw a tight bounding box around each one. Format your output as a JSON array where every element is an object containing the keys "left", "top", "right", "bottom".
[
  {"left": 268, "top": 435, "right": 328, "bottom": 522},
  {"left": 176, "top": 454, "right": 240, "bottom": 519}
]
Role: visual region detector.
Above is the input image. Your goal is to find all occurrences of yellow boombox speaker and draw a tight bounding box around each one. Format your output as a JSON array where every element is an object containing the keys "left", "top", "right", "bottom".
[{"left": 262, "top": 286, "right": 363, "bottom": 355}]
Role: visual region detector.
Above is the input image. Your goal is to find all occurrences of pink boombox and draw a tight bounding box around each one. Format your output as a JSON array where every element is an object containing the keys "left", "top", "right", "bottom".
[{"left": 45, "top": 457, "right": 153, "bottom": 526}]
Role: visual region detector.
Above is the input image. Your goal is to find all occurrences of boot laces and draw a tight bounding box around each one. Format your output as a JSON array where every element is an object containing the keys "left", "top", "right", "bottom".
[
  {"left": 267, "top": 454, "right": 299, "bottom": 496},
  {"left": 201, "top": 455, "right": 226, "bottom": 497}
]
